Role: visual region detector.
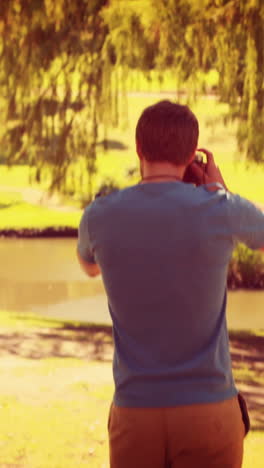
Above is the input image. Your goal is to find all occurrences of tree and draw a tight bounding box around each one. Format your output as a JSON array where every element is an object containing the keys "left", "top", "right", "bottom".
[
  {"left": 201, "top": 0, "right": 264, "bottom": 162},
  {"left": 154, "top": 0, "right": 264, "bottom": 163},
  {"left": 106, "top": 0, "right": 264, "bottom": 163},
  {"left": 0, "top": 0, "right": 113, "bottom": 200},
  {"left": 0, "top": 0, "right": 263, "bottom": 200}
]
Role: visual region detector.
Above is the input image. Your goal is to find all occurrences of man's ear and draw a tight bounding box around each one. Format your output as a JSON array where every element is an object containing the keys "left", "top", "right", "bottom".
[{"left": 188, "top": 150, "right": 197, "bottom": 164}]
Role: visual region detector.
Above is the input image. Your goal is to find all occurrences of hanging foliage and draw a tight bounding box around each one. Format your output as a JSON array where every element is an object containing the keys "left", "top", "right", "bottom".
[
  {"left": 0, "top": 0, "right": 263, "bottom": 197},
  {"left": 153, "top": 0, "right": 264, "bottom": 162},
  {"left": 204, "top": 0, "right": 264, "bottom": 162},
  {"left": 0, "top": 0, "right": 115, "bottom": 200},
  {"left": 106, "top": 0, "right": 264, "bottom": 163}
]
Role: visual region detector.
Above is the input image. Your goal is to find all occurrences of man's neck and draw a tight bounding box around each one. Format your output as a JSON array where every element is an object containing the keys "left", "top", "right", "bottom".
[{"left": 140, "top": 161, "right": 186, "bottom": 182}]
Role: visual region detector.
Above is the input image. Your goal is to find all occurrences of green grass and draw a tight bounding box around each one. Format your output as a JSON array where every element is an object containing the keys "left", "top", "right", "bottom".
[
  {"left": 0, "top": 379, "right": 261, "bottom": 468},
  {"left": 0, "top": 310, "right": 113, "bottom": 467},
  {"left": 242, "top": 433, "right": 264, "bottom": 468},
  {"left": 0, "top": 311, "right": 263, "bottom": 467},
  {"left": 0, "top": 175, "right": 81, "bottom": 230},
  {"left": 0, "top": 379, "right": 112, "bottom": 468},
  {"left": 0, "top": 310, "right": 112, "bottom": 333},
  {"left": 0, "top": 190, "right": 23, "bottom": 206},
  {"left": 0, "top": 309, "right": 79, "bottom": 330},
  {"left": 0, "top": 197, "right": 81, "bottom": 229},
  {"left": 234, "top": 365, "right": 264, "bottom": 386},
  {"left": 0, "top": 164, "right": 32, "bottom": 188}
]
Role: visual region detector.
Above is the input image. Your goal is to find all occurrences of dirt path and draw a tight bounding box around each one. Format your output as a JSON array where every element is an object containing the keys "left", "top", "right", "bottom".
[
  {"left": 0, "top": 184, "right": 80, "bottom": 212},
  {"left": 228, "top": 332, "right": 264, "bottom": 430},
  {"left": 0, "top": 325, "right": 263, "bottom": 429}
]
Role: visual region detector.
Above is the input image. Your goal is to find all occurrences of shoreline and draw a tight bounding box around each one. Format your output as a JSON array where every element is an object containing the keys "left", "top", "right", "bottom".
[{"left": 0, "top": 226, "right": 78, "bottom": 238}]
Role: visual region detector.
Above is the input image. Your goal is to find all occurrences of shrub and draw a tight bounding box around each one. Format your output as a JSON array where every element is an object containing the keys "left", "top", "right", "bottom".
[{"left": 228, "top": 244, "right": 264, "bottom": 289}]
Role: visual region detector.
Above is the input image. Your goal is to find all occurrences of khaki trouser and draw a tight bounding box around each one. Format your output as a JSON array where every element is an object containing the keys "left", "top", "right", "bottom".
[{"left": 108, "top": 396, "right": 245, "bottom": 468}]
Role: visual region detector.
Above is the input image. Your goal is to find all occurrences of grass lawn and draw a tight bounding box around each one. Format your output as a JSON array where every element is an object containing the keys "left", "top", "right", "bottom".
[
  {"left": 0, "top": 310, "right": 263, "bottom": 467},
  {"left": 0, "top": 190, "right": 81, "bottom": 230},
  {"left": 0, "top": 199, "right": 81, "bottom": 230}
]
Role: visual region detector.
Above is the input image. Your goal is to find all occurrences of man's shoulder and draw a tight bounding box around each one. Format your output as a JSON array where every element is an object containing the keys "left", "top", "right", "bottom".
[
  {"left": 84, "top": 186, "right": 135, "bottom": 220},
  {"left": 91, "top": 185, "right": 139, "bottom": 208},
  {"left": 88, "top": 183, "right": 252, "bottom": 216}
]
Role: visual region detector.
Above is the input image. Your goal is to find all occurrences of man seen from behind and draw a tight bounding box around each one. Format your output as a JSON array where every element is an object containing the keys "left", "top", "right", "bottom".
[{"left": 77, "top": 100, "right": 264, "bottom": 468}]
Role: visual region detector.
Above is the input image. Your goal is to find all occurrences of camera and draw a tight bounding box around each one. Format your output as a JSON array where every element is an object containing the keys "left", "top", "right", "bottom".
[{"left": 183, "top": 152, "right": 206, "bottom": 185}]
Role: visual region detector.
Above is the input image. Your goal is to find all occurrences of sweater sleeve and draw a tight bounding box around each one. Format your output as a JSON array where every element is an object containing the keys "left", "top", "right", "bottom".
[
  {"left": 227, "top": 194, "right": 264, "bottom": 249},
  {"left": 77, "top": 205, "right": 96, "bottom": 264}
]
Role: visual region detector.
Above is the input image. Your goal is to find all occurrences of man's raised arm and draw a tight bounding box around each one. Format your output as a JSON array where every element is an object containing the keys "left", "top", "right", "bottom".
[{"left": 77, "top": 205, "right": 101, "bottom": 277}]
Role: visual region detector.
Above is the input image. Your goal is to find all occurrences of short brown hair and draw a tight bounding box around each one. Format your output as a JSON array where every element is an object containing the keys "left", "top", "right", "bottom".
[{"left": 136, "top": 100, "right": 199, "bottom": 166}]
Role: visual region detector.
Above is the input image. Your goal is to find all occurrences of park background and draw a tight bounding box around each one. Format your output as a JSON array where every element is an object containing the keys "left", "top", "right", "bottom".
[{"left": 0, "top": 1, "right": 263, "bottom": 467}]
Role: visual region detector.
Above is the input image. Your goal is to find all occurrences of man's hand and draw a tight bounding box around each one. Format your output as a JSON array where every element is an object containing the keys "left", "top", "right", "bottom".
[
  {"left": 187, "top": 151, "right": 264, "bottom": 251},
  {"left": 77, "top": 251, "right": 101, "bottom": 278},
  {"left": 187, "top": 148, "right": 228, "bottom": 191}
]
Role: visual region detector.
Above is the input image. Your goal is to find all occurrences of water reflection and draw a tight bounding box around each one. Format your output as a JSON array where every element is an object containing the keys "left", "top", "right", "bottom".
[
  {"left": 0, "top": 238, "right": 84, "bottom": 282},
  {"left": 0, "top": 278, "right": 104, "bottom": 310},
  {"left": 0, "top": 238, "right": 263, "bottom": 329},
  {"left": 227, "top": 291, "right": 264, "bottom": 330}
]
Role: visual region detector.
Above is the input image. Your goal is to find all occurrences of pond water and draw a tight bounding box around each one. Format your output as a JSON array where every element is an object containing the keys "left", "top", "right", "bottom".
[{"left": 0, "top": 238, "right": 263, "bottom": 330}]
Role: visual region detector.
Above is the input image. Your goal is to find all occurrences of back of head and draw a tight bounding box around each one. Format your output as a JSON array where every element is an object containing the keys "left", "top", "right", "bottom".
[{"left": 136, "top": 100, "right": 199, "bottom": 166}]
